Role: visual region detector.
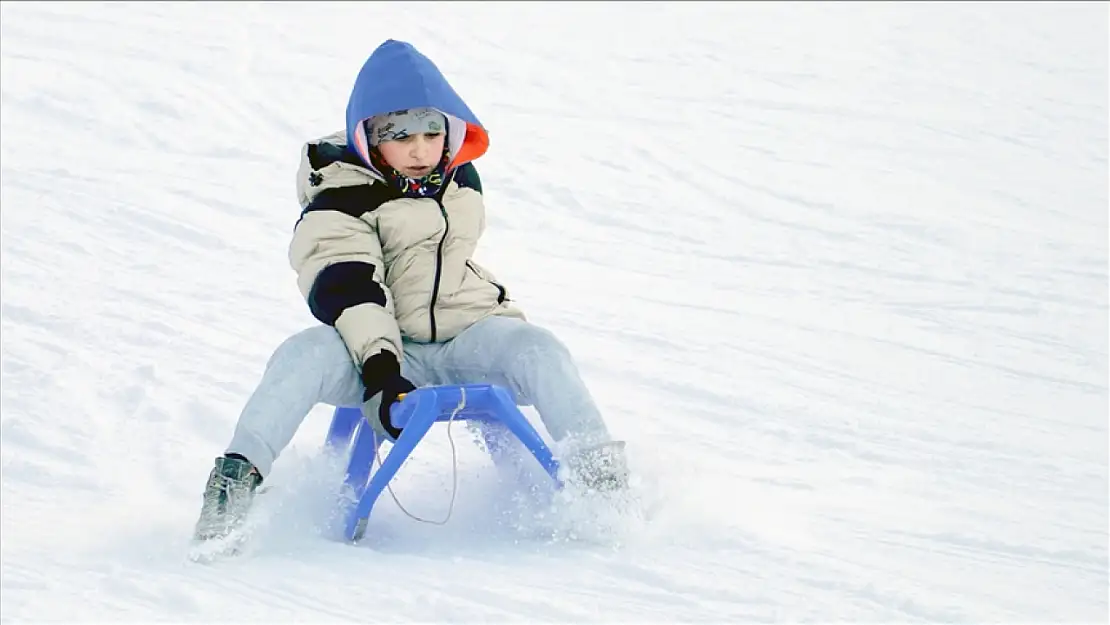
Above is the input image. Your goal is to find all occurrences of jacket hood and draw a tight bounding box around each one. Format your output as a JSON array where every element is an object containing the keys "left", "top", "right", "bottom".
[{"left": 346, "top": 40, "right": 489, "bottom": 173}]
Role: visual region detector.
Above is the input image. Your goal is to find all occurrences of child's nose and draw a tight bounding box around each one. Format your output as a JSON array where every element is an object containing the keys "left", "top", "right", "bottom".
[{"left": 411, "top": 137, "right": 431, "bottom": 159}]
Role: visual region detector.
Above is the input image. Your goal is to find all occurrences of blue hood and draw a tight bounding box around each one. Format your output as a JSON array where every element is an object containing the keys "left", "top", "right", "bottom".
[{"left": 346, "top": 40, "right": 484, "bottom": 167}]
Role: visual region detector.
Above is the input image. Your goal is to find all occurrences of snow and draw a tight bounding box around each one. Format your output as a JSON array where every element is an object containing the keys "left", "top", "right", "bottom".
[{"left": 1, "top": 1, "right": 1106, "bottom": 622}]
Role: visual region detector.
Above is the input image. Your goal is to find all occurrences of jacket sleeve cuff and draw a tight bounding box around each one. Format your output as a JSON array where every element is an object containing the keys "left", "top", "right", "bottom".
[{"left": 333, "top": 302, "right": 403, "bottom": 369}]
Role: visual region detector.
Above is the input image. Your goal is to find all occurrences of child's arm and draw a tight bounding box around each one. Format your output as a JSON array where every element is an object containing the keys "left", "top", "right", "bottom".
[{"left": 288, "top": 203, "right": 403, "bottom": 372}]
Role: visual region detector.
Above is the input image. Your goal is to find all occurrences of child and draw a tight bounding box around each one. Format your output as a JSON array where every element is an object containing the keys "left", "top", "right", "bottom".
[{"left": 193, "top": 39, "right": 629, "bottom": 541}]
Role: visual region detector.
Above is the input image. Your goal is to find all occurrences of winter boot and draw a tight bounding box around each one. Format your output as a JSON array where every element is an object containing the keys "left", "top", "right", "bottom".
[
  {"left": 192, "top": 454, "right": 262, "bottom": 541},
  {"left": 564, "top": 440, "right": 630, "bottom": 492}
]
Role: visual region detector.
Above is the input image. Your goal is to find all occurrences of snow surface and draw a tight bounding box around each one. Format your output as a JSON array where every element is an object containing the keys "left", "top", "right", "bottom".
[{"left": 1, "top": 1, "right": 1107, "bottom": 622}]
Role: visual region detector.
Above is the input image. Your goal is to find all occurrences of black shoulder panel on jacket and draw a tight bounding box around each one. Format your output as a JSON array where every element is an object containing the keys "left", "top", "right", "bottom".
[
  {"left": 453, "top": 162, "right": 482, "bottom": 194},
  {"left": 298, "top": 184, "right": 401, "bottom": 223},
  {"left": 307, "top": 141, "right": 369, "bottom": 170}
]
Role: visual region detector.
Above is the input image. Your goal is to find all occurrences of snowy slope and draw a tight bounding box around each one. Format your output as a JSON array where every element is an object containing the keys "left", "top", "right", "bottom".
[{"left": 1, "top": 1, "right": 1106, "bottom": 622}]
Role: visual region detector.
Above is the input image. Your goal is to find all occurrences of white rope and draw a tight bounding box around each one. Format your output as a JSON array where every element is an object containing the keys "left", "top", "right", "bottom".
[{"left": 373, "top": 386, "right": 464, "bottom": 525}]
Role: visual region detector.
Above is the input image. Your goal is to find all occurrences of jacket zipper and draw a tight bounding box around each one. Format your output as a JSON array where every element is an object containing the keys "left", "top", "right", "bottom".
[{"left": 429, "top": 199, "right": 449, "bottom": 342}]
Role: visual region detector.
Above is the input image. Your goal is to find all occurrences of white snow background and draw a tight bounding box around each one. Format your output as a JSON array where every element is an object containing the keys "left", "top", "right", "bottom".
[{"left": 1, "top": 1, "right": 1106, "bottom": 622}]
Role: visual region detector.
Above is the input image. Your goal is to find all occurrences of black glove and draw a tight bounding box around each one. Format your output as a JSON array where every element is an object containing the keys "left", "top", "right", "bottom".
[{"left": 360, "top": 350, "right": 416, "bottom": 440}]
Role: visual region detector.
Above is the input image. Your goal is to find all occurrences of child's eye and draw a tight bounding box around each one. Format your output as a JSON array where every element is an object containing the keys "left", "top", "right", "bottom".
[{"left": 423, "top": 132, "right": 444, "bottom": 139}]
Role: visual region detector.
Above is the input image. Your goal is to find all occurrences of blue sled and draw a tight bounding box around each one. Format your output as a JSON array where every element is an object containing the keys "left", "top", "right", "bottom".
[{"left": 323, "top": 383, "right": 563, "bottom": 542}]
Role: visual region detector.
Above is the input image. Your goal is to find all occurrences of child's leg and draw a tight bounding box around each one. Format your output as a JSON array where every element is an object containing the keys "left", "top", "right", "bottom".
[
  {"left": 225, "top": 325, "right": 366, "bottom": 478},
  {"left": 408, "top": 315, "right": 614, "bottom": 449}
]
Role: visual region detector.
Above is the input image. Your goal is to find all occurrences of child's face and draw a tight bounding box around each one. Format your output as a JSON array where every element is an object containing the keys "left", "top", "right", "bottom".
[{"left": 378, "top": 132, "right": 446, "bottom": 178}]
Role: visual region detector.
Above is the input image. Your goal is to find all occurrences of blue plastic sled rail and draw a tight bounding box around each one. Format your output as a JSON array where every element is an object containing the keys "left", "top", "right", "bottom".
[{"left": 324, "top": 383, "right": 563, "bottom": 542}]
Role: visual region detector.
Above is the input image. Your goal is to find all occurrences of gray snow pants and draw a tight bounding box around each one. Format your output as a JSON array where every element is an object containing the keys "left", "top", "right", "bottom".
[{"left": 225, "top": 315, "right": 612, "bottom": 477}]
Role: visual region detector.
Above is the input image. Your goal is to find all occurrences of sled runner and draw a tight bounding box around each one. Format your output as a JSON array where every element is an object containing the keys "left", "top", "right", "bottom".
[{"left": 324, "top": 383, "right": 563, "bottom": 542}]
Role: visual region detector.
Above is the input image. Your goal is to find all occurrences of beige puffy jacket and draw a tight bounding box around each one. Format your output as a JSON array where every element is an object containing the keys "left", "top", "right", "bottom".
[{"left": 288, "top": 130, "right": 526, "bottom": 368}]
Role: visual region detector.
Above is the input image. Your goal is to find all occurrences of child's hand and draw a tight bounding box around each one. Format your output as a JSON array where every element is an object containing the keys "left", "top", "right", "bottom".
[{"left": 359, "top": 351, "right": 416, "bottom": 440}]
